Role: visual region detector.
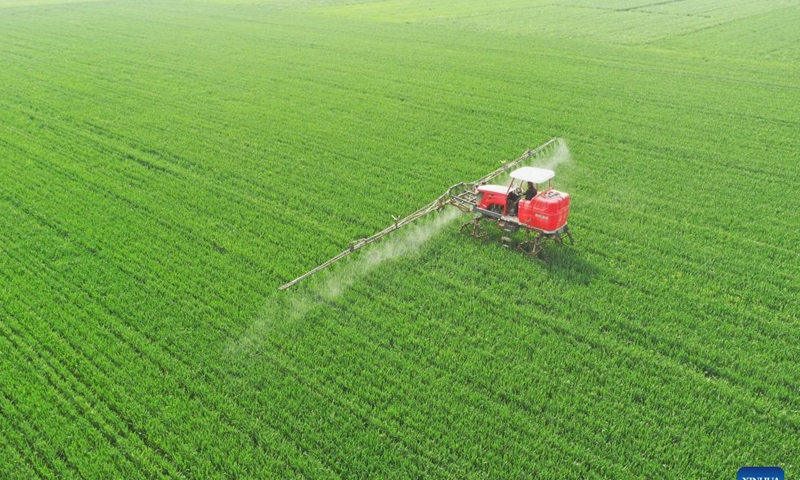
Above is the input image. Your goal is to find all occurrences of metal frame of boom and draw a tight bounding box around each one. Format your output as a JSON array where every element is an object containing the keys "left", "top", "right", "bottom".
[{"left": 278, "top": 137, "right": 561, "bottom": 290}]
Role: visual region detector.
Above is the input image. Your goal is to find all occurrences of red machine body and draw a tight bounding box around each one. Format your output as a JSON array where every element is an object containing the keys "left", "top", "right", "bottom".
[
  {"left": 476, "top": 181, "right": 570, "bottom": 233},
  {"left": 519, "top": 190, "right": 570, "bottom": 232},
  {"left": 476, "top": 185, "right": 511, "bottom": 214}
]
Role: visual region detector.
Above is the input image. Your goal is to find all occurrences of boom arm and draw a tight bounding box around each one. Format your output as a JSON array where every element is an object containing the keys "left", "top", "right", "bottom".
[{"left": 278, "top": 137, "right": 560, "bottom": 290}]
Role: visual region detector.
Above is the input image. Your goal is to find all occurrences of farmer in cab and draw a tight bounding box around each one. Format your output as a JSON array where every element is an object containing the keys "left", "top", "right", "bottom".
[{"left": 524, "top": 181, "right": 538, "bottom": 200}]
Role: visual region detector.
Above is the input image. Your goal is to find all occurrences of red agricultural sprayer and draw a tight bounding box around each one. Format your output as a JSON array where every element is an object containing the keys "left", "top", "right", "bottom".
[{"left": 278, "top": 137, "right": 573, "bottom": 290}]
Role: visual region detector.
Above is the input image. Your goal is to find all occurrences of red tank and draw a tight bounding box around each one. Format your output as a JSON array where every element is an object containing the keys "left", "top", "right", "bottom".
[{"left": 518, "top": 189, "right": 570, "bottom": 232}]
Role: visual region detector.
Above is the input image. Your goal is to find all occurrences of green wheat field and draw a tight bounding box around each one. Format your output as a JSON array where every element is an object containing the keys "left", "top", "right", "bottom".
[{"left": 1, "top": 0, "right": 798, "bottom": 477}]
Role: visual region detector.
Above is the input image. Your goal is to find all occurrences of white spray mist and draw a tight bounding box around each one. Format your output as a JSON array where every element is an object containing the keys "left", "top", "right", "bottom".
[
  {"left": 228, "top": 207, "right": 464, "bottom": 354},
  {"left": 493, "top": 138, "right": 572, "bottom": 187},
  {"left": 538, "top": 138, "right": 572, "bottom": 171},
  {"left": 319, "top": 207, "right": 462, "bottom": 300}
]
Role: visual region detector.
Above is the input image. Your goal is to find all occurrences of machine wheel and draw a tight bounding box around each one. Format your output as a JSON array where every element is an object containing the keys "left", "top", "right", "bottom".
[
  {"left": 538, "top": 248, "right": 549, "bottom": 262},
  {"left": 564, "top": 225, "right": 575, "bottom": 245},
  {"left": 519, "top": 234, "right": 547, "bottom": 261},
  {"left": 460, "top": 216, "right": 487, "bottom": 239}
]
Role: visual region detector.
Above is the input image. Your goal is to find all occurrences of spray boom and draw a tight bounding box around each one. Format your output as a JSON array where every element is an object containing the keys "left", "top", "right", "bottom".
[{"left": 278, "top": 137, "right": 562, "bottom": 290}]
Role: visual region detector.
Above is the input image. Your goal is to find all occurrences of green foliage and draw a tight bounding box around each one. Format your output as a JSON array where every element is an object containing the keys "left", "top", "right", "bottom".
[{"left": 0, "top": 0, "right": 798, "bottom": 478}]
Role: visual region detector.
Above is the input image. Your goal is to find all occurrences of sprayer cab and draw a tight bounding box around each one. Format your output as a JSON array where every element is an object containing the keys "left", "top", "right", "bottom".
[{"left": 476, "top": 166, "right": 571, "bottom": 233}]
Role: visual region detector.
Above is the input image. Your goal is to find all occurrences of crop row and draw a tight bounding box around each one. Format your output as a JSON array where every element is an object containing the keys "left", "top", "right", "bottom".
[{"left": 1, "top": 1, "right": 798, "bottom": 477}]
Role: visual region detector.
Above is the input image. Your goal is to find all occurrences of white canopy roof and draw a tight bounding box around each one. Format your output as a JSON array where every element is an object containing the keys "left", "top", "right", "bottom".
[{"left": 510, "top": 166, "right": 555, "bottom": 184}]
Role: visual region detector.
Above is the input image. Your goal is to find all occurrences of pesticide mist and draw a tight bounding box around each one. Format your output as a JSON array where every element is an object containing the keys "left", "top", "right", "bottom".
[
  {"left": 228, "top": 207, "right": 463, "bottom": 354},
  {"left": 494, "top": 138, "right": 573, "bottom": 185},
  {"left": 319, "top": 207, "right": 462, "bottom": 299},
  {"left": 538, "top": 138, "right": 572, "bottom": 171}
]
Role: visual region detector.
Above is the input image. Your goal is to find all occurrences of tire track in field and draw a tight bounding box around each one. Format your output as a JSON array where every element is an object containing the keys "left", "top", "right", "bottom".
[
  {"left": 0, "top": 317, "right": 139, "bottom": 478},
  {"left": 574, "top": 201, "right": 798, "bottom": 311},
  {"left": 231, "top": 294, "right": 496, "bottom": 473},
  {"left": 0, "top": 128, "right": 287, "bottom": 285},
  {"left": 577, "top": 205, "right": 798, "bottom": 319}
]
